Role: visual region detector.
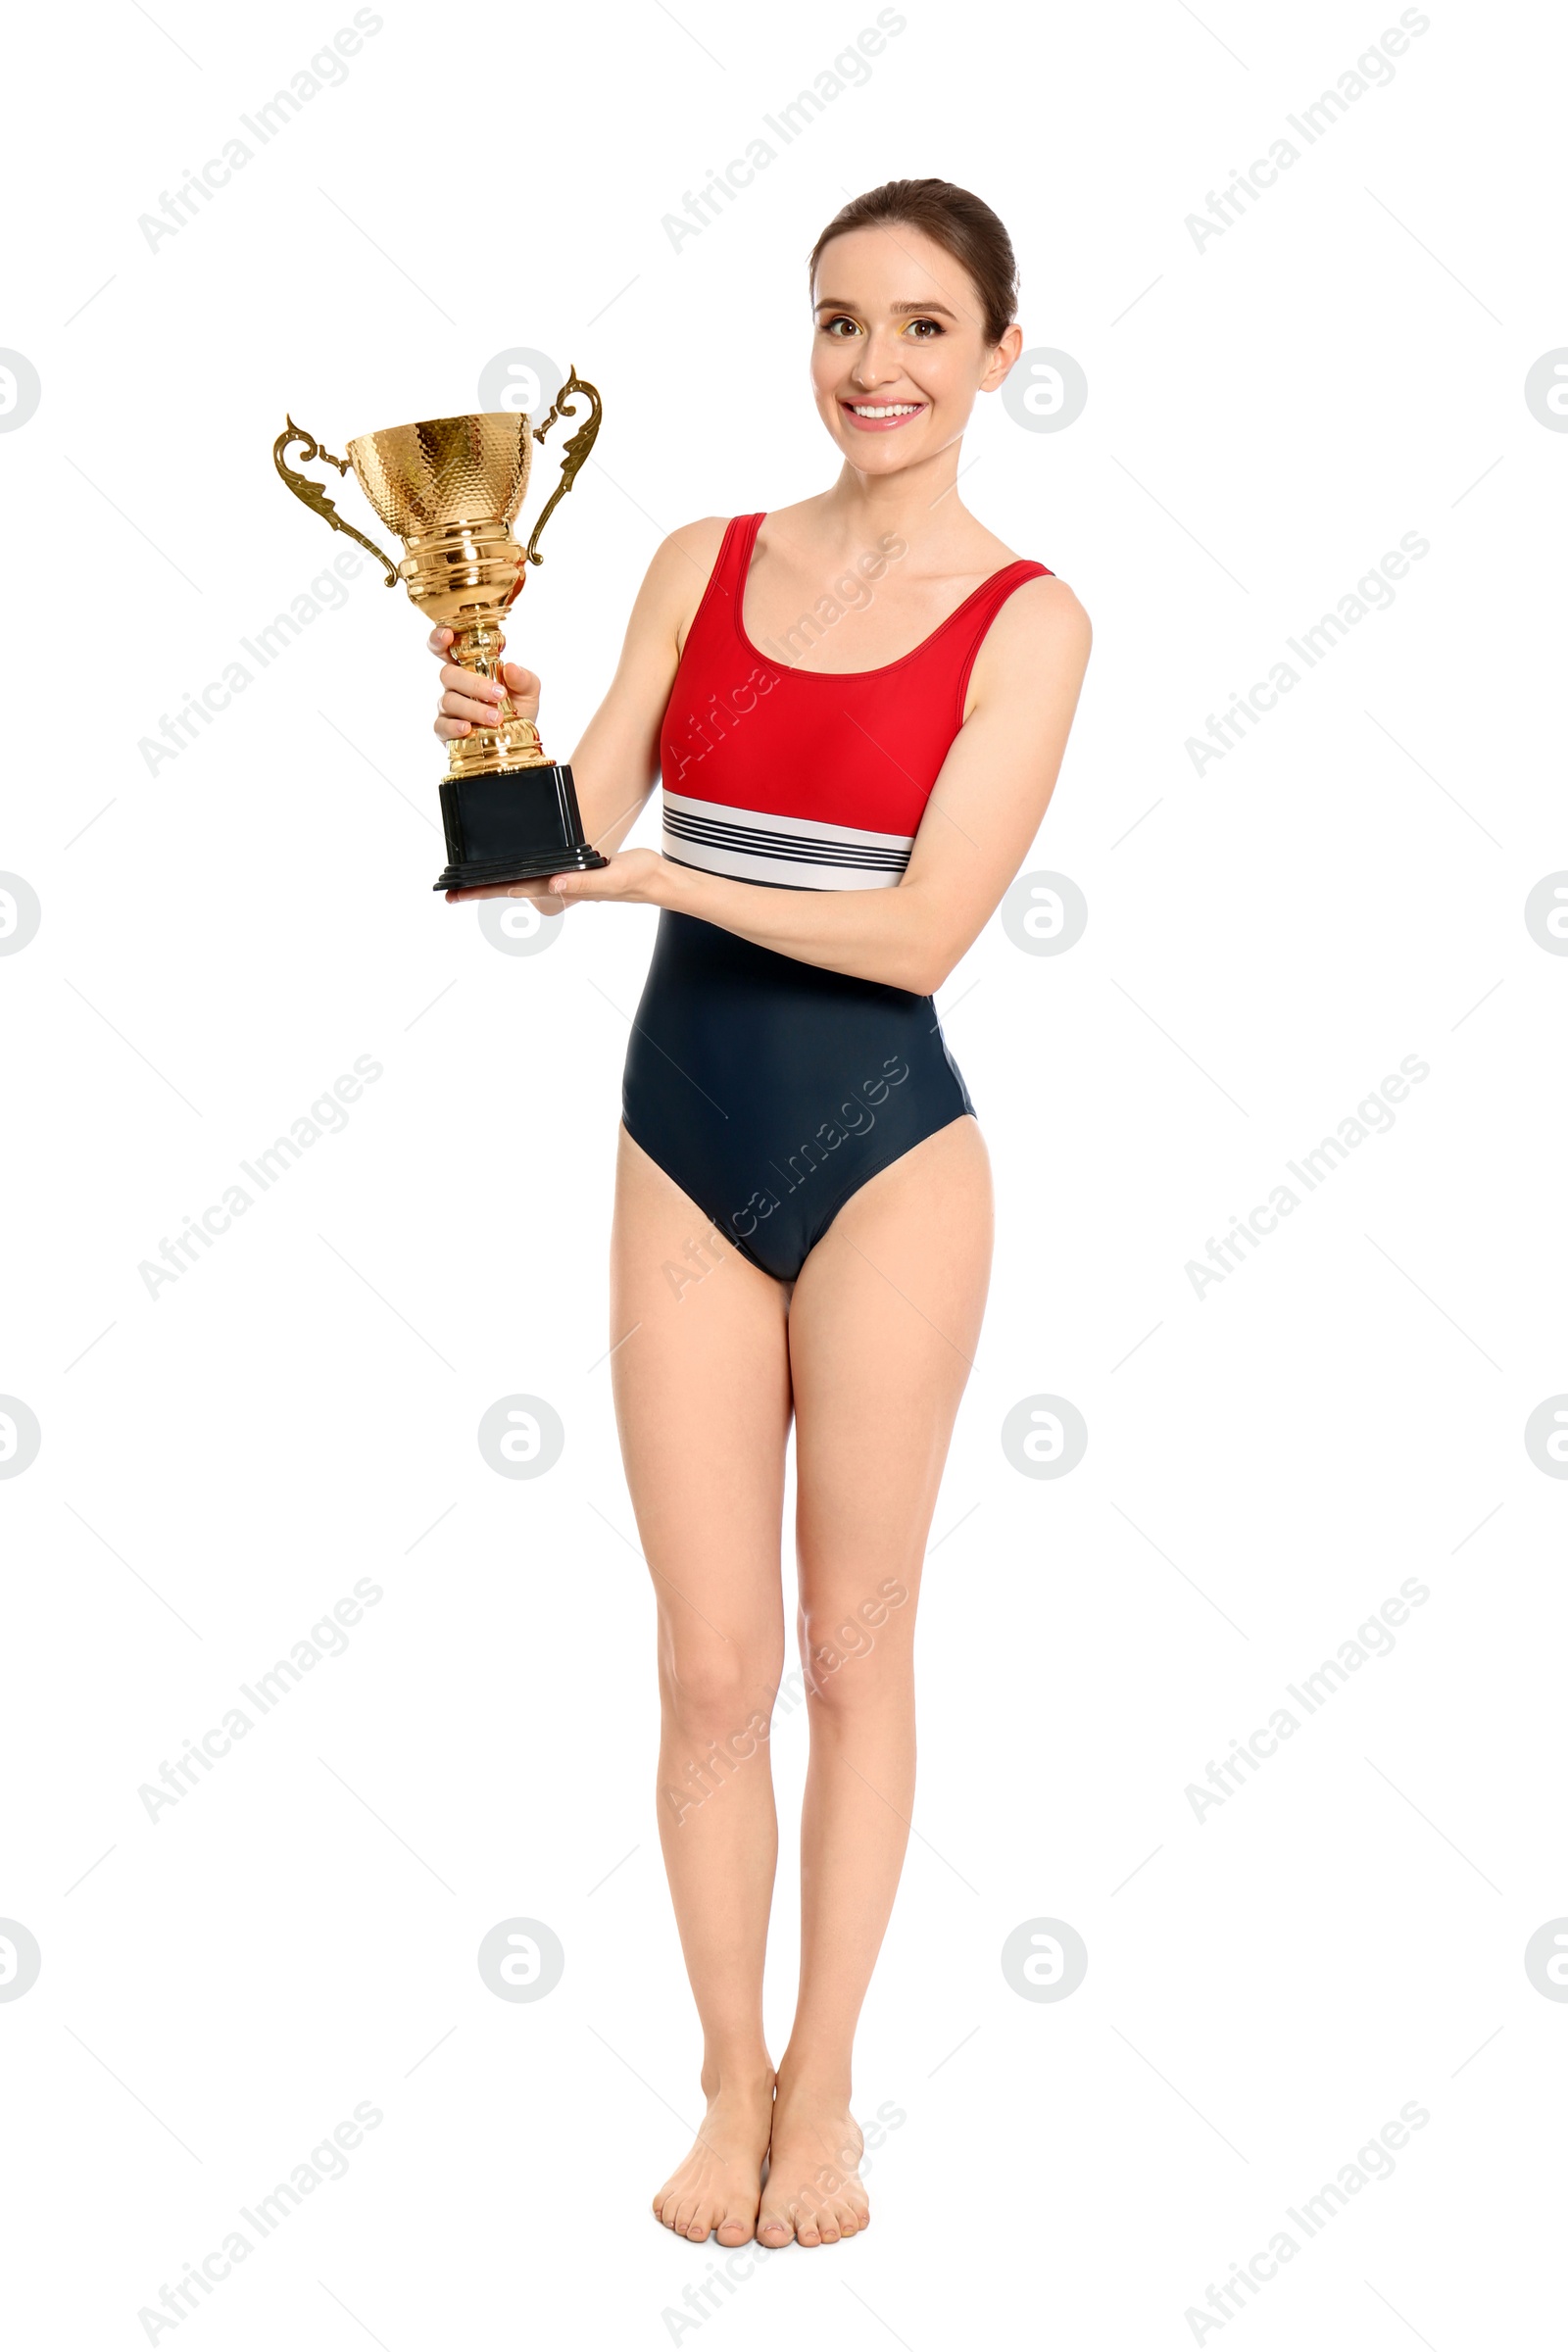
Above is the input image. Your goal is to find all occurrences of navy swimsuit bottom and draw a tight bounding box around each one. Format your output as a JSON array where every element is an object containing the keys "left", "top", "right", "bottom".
[{"left": 622, "top": 909, "right": 973, "bottom": 1283}]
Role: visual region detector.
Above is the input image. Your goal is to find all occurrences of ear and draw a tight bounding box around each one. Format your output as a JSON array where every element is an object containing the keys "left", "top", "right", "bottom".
[{"left": 980, "top": 321, "right": 1025, "bottom": 393}]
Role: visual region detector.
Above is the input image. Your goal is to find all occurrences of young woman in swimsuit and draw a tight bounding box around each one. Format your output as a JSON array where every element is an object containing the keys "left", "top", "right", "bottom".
[{"left": 429, "top": 179, "right": 1090, "bottom": 2249}]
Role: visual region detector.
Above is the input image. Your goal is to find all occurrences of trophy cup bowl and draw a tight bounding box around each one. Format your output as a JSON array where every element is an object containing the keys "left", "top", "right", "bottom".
[{"left": 273, "top": 375, "right": 610, "bottom": 893}]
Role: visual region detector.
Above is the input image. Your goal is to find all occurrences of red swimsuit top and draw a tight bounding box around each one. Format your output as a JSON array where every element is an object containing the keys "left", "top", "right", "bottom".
[{"left": 658, "top": 512, "right": 1053, "bottom": 892}]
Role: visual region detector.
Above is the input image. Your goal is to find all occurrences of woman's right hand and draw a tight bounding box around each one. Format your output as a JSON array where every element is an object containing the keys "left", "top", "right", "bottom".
[{"left": 428, "top": 626, "right": 542, "bottom": 743}]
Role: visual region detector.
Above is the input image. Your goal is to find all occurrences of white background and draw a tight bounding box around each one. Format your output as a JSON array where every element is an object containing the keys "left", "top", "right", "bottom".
[{"left": 3, "top": 0, "right": 1565, "bottom": 2343}]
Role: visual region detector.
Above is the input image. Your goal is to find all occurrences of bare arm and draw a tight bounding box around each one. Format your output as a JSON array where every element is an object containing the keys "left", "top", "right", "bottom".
[{"left": 553, "top": 574, "right": 1092, "bottom": 995}]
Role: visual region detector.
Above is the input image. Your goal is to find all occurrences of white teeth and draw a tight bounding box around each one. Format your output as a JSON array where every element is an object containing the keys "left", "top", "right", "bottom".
[{"left": 850, "top": 402, "right": 920, "bottom": 417}]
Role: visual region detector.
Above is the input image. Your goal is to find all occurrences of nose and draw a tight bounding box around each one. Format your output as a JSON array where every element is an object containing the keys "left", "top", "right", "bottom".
[{"left": 847, "top": 327, "right": 906, "bottom": 392}]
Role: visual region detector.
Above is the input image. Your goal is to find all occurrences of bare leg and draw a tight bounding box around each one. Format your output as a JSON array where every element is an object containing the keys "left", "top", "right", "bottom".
[
  {"left": 758, "top": 1115, "right": 993, "bottom": 2246},
  {"left": 611, "top": 1127, "right": 792, "bottom": 2244}
]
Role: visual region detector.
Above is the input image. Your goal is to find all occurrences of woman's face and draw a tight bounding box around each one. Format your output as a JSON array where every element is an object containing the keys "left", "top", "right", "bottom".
[{"left": 809, "top": 222, "right": 1021, "bottom": 477}]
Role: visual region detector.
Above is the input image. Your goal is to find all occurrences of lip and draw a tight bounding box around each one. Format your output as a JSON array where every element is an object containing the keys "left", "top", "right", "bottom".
[{"left": 839, "top": 399, "right": 926, "bottom": 432}]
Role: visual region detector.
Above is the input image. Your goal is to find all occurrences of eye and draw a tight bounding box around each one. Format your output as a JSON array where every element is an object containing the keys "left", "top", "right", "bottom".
[
  {"left": 819, "top": 314, "right": 861, "bottom": 337},
  {"left": 904, "top": 317, "right": 944, "bottom": 338}
]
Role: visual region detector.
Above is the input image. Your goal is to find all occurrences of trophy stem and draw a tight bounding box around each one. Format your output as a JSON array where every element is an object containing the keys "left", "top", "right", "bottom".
[
  {"left": 444, "top": 618, "right": 552, "bottom": 780},
  {"left": 449, "top": 617, "right": 506, "bottom": 683}
]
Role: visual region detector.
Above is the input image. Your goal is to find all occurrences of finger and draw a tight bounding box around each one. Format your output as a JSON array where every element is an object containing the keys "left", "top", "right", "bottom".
[
  {"left": 439, "top": 662, "right": 506, "bottom": 706},
  {"left": 434, "top": 716, "right": 473, "bottom": 741},
  {"left": 444, "top": 880, "right": 558, "bottom": 904},
  {"left": 501, "top": 661, "right": 540, "bottom": 698},
  {"left": 440, "top": 688, "right": 502, "bottom": 725},
  {"left": 426, "top": 625, "right": 455, "bottom": 657},
  {"left": 482, "top": 893, "right": 566, "bottom": 914}
]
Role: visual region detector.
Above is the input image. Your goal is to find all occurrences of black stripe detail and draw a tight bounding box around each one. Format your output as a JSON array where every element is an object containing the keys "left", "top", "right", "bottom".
[{"left": 663, "top": 810, "right": 909, "bottom": 871}]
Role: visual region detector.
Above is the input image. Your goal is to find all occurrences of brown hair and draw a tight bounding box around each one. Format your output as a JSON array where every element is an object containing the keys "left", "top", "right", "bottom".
[{"left": 808, "top": 178, "right": 1019, "bottom": 348}]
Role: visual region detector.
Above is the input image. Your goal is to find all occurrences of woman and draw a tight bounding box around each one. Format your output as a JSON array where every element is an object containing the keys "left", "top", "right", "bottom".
[{"left": 432, "top": 179, "right": 1090, "bottom": 2248}]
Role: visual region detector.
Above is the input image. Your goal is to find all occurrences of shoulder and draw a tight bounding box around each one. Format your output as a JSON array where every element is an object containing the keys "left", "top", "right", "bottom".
[
  {"left": 663, "top": 514, "right": 734, "bottom": 566},
  {"left": 640, "top": 514, "right": 732, "bottom": 595},
  {"left": 962, "top": 572, "right": 1091, "bottom": 727},
  {"left": 978, "top": 570, "right": 1092, "bottom": 673},
  {"left": 630, "top": 515, "right": 734, "bottom": 644}
]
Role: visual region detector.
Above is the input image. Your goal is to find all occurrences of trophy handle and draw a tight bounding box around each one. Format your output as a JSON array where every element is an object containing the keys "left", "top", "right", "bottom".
[
  {"left": 524, "top": 368, "right": 603, "bottom": 566},
  {"left": 271, "top": 417, "right": 401, "bottom": 588}
]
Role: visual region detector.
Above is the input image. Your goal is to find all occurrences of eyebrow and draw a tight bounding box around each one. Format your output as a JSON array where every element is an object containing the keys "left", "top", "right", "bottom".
[{"left": 813, "top": 298, "right": 958, "bottom": 318}]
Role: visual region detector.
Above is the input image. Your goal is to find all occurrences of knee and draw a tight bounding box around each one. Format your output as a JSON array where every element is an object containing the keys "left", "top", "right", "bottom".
[
  {"left": 660, "top": 1637, "right": 782, "bottom": 1740},
  {"left": 799, "top": 1607, "right": 911, "bottom": 1714}
]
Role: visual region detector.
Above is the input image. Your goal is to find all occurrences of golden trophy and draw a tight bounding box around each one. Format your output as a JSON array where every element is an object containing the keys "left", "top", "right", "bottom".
[{"left": 273, "top": 372, "right": 609, "bottom": 892}]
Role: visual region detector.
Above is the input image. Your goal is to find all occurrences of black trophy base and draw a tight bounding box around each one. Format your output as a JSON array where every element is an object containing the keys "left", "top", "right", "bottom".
[
  {"left": 434, "top": 760, "right": 610, "bottom": 893},
  {"left": 435, "top": 841, "right": 610, "bottom": 891}
]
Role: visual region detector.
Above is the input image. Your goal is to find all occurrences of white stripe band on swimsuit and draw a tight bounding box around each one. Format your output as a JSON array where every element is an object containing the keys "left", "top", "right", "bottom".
[{"left": 662, "top": 790, "right": 914, "bottom": 892}]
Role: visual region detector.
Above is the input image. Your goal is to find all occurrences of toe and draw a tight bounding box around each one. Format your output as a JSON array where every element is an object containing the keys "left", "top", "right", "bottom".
[
  {"left": 757, "top": 2212, "right": 794, "bottom": 2246},
  {"left": 693, "top": 2186, "right": 731, "bottom": 2240},
  {"left": 715, "top": 2211, "right": 754, "bottom": 2246}
]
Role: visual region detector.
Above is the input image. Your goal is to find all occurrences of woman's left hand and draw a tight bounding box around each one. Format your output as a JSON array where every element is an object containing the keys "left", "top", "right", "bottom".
[
  {"left": 443, "top": 851, "right": 668, "bottom": 910},
  {"left": 547, "top": 849, "right": 666, "bottom": 906}
]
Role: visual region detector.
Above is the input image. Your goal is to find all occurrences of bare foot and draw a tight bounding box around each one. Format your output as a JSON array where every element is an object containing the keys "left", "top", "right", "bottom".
[
  {"left": 757, "top": 2089, "right": 869, "bottom": 2247},
  {"left": 653, "top": 2073, "right": 776, "bottom": 2244}
]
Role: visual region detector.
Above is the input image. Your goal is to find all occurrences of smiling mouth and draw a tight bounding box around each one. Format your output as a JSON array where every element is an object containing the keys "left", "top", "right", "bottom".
[{"left": 841, "top": 400, "right": 926, "bottom": 429}]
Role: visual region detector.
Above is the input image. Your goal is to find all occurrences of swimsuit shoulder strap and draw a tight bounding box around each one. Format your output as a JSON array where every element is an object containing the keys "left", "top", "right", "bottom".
[
  {"left": 710, "top": 512, "right": 764, "bottom": 614},
  {"left": 938, "top": 559, "right": 1056, "bottom": 723},
  {"left": 964, "top": 557, "right": 1055, "bottom": 622},
  {"left": 677, "top": 513, "right": 763, "bottom": 667}
]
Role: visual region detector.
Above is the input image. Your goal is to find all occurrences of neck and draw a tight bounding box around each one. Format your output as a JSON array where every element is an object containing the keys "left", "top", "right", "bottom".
[{"left": 817, "top": 441, "right": 970, "bottom": 554}]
